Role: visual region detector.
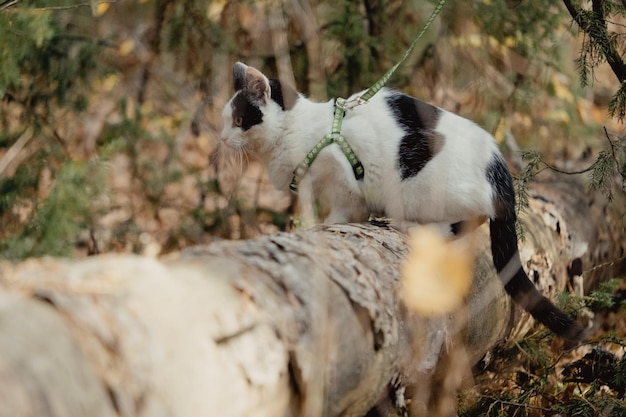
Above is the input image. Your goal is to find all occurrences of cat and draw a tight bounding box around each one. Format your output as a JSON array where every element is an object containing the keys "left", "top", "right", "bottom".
[{"left": 219, "top": 61, "right": 585, "bottom": 346}]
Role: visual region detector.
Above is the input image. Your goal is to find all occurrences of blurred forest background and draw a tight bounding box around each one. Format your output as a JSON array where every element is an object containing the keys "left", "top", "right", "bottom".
[
  {"left": 1, "top": 0, "right": 624, "bottom": 260},
  {"left": 2, "top": 1, "right": 626, "bottom": 414}
]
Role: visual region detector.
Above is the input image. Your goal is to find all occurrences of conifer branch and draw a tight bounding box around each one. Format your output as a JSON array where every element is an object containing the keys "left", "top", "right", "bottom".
[
  {"left": 563, "top": 0, "right": 626, "bottom": 118},
  {"left": 519, "top": 128, "right": 622, "bottom": 202}
]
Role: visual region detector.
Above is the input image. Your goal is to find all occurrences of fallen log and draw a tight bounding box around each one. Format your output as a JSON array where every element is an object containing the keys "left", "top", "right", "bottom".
[{"left": 0, "top": 176, "right": 624, "bottom": 417}]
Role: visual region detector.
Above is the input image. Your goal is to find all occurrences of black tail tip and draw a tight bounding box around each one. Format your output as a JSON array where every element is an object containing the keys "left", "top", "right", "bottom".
[
  {"left": 560, "top": 321, "right": 587, "bottom": 350},
  {"left": 533, "top": 297, "right": 586, "bottom": 349}
]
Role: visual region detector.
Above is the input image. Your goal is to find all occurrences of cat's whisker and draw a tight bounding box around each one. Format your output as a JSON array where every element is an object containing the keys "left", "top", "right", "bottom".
[
  {"left": 235, "top": 147, "right": 244, "bottom": 177},
  {"left": 242, "top": 147, "right": 251, "bottom": 171}
]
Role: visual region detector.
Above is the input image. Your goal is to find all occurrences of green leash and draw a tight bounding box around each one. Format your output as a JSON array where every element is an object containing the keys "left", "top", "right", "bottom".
[{"left": 289, "top": 0, "right": 446, "bottom": 193}]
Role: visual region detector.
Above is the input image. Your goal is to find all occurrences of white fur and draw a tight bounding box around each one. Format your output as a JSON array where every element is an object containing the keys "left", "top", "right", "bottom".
[{"left": 220, "top": 66, "right": 500, "bottom": 225}]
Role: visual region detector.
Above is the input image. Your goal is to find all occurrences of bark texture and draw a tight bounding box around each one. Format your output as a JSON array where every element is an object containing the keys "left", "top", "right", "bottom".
[{"left": 0, "top": 178, "right": 624, "bottom": 417}]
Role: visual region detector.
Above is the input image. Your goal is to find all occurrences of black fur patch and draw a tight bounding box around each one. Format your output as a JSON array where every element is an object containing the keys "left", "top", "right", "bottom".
[
  {"left": 269, "top": 79, "right": 286, "bottom": 110},
  {"left": 485, "top": 154, "right": 515, "bottom": 220},
  {"left": 233, "top": 62, "right": 246, "bottom": 91},
  {"left": 386, "top": 93, "right": 442, "bottom": 180},
  {"left": 269, "top": 79, "right": 298, "bottom": 110},
  {"left": 231, "top": 92, "right": 263, "bottom": 131}
]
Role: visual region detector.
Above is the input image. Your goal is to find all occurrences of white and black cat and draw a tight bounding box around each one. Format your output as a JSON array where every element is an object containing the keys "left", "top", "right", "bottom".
[{"left": 220, "top": 61, "right": 584, "bottom": 345}]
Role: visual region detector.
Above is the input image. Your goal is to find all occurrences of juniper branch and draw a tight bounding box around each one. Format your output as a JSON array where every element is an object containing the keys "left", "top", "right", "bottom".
[{"left": 563, "top": 0, "right": 626, "bottom": 118}]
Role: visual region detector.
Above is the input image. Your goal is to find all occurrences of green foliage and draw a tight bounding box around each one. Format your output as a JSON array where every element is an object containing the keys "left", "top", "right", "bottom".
[
  {"left": 515, "top": 151, "right": 542, "bottom": 211},
  {"left": 0, "top": 3, "right": 106, "bottom": 259},
  {"left": 589, "top": 147, "right": 618, "bottom": 200},
  {"left": 471, "top": 0, "right": 572, "bottom": 121},
  {"left": 0, "top": 5, "right": 102, "bottom": 116},
  {"left": 163, "top": 0, "right": 226, "bottom": 81},
  {"left": 512, "top": 151, "right": 543, "bottom": 240},
  {"left": 27, "top": 161, "right": 105, "bottom": 257},
  {"left": 516, "top": 141, "right": 625, "bottom": 204},
  {"left": 586, "top": 278, "right": 623, "bottom": 310},
  {"left": 0, "top": 160, "right": 107, "bottom": 259},
  {"left": 608, "top": 84, "right": 626, "bottom": 120},
  {"left": 323, "top": 0, "right": 373, "bottom": 96},
  {"left": 0, "top": 155, "right": 40, "bottom": 221},
  {"left": 474, "top": 0, "right": 564, "bottom": 64},
  {"left": 567, "top": 0, "right": 626, "bottom": 119}
]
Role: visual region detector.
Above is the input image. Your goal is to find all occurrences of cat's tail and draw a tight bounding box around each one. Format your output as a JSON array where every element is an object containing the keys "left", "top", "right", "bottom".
[{"left": 489, "top": 216, "right": 586, "bottom": 347}]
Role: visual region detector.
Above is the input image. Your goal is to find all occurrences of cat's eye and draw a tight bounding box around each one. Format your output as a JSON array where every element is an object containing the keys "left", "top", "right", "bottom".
[{"left": 234, "top": 117, "right": 243, "bottom": 127}]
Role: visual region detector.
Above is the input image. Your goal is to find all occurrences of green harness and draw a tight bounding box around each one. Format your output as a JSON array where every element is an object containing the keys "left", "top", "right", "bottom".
[{"left": 289, "top": 0, "right": 447, "bottom": 193}]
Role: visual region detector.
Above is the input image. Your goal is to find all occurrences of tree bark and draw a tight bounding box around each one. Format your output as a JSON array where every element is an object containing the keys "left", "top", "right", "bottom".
[{"left": 0, "top": 177, "right": 624, "bottom": 417}]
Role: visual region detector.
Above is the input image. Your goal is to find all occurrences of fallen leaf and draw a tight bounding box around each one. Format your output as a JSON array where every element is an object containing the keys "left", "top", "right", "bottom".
[{"left": 402, "top": 225, "right": 474, "bottom": 315}]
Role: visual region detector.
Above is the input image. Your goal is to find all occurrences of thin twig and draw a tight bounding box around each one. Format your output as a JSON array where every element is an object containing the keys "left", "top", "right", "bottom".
[
  {"left": 479, "top": 395, "right": 555, "bottom": 413},
  {"left": 0, "top": 0, "right": 18, "bottom": 11},
  {"left": 0, "top": 128, "right": 34, "bottom": 179},
  {"left": 604, "top": 19, "right": 626, "bottom": 30},
  {"left": 603, "top": 126, "right": 620, "bottom": 168},
  {"left": 534, "top": 128, "right": 620, "bottom": 176},
  {"left": 538, "top": 160, "right": 597, "bottom": 175},
  {"left": 32, "top": 1, "right": 118, "bottom": 12}
]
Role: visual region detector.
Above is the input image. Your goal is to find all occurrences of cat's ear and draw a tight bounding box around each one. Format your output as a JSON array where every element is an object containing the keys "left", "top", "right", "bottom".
[
  {"left": 245, "top": 67, "right": 271, "bottom": 105},
  {"left": 233, "top": 62, "right": 247, "bottom": 91},
  {"left": 233, "top": 62, "right": 271, "bottom": 105}
]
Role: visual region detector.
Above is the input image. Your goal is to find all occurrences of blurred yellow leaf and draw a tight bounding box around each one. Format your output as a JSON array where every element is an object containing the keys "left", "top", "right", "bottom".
[
  {"left": 552, "top": 74, "right": 574, "bottom": 102},
  {"left": 401, "top": 226, "right": 473, "bottom": 316},
  {"left": 96, "top": 2, "right": 110, "bottom": 16},
  {"left": 119, "top": 39, "right": 135, "bottom": 56},
  {"left": 513, "top": 112, "right": 532, "bottom": 129},
  {"left": 547, "top": 109, "right": 571, "bottom": 123},
  {"left": 493, "top": 116, "right": 508, "bottom": 144},
  {"left": 468, "top": 34, "right": 482, "bottom": 48},
  {"left": 207, "top": 0, "right": 226, "bottom": 21},
  {"left": 503, "top": 36, "right": 516, "bottom": 48},
  {"left": 101, "top": 74, "right": 119, "bottom": 92},
  {"left": 141, "top": 100, "right": 153, "bottom": 115},
  {"left": 197, "top": 135, "right": 214, "bottom": 155}
]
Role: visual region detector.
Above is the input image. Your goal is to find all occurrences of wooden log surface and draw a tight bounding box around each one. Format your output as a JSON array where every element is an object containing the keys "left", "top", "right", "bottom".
[{"left": 0, "top": 176, "right": 624, "bottom": 417}]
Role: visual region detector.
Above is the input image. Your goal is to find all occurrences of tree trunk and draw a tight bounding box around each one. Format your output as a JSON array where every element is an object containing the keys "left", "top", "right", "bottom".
[{"left": 0, "top": 177, "right": 624, "bottom": 417}]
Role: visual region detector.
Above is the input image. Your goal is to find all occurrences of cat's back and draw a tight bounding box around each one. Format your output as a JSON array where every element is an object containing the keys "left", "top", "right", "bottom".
[
  {"left": 345, "top": 88, "right": 499, "bottom": 165},
  {"left": 339, "top": 88, "right": 500, "bottom": 221}
]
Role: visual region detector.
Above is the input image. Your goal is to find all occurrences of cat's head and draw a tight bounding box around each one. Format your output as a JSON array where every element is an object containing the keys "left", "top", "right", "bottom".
[{"left": 220, "top": 62, "right": 297, "bottom": 153}]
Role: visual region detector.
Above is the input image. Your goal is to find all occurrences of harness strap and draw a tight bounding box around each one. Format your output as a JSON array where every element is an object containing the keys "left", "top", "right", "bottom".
[{"left": 290, "top": 98, "right": 364, "bottom": 192}]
